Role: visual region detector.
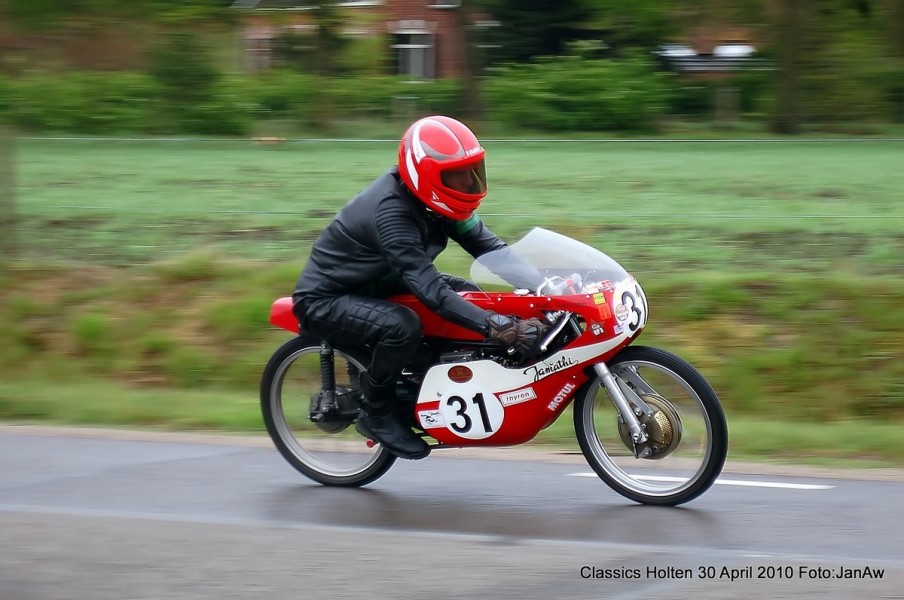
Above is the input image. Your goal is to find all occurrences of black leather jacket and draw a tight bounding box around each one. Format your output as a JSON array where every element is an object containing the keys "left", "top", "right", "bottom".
[{"left": 293, "top": 167, "right": 510, "bottom": 335}]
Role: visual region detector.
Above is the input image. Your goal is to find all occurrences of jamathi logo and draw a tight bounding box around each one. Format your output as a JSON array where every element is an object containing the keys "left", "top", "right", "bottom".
[{"left": 523, "top": 356, "right": 579, "bottom": 382}]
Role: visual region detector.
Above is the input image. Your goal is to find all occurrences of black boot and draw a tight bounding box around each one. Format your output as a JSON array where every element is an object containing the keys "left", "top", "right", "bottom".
[{"left": 355, "top": 375, "right": 430, "bottom": 460}]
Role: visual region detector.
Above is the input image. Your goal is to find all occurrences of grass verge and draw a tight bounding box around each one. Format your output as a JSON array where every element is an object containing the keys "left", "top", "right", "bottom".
[{"left": 2, "top": 378, "right": 902, "bottom": 469}]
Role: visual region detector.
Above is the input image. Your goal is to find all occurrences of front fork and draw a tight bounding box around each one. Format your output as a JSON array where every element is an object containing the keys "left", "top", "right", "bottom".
[
  {"left": 560, "top": 311, "right": 654, "bottom": 454},
  {"left": 593, "top": 362, "right": 655, "bottom": 454}
]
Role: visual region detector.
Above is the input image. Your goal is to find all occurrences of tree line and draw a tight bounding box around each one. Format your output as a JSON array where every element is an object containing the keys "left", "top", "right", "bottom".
[{"left": 0, "top": 0, "right": 902, "bottom": 134}]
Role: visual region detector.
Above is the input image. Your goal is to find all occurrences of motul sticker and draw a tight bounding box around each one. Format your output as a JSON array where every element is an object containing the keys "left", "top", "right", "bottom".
[
  {"left": 498, "top": 386, "right": 537, "bottom": 407},
  {"left": 615, "top": 303, "right": 629, "bottom": 322},
  {"left": 547, "top": 382, "right": 576, "bottom": 412},
  {"left": 418, "top": 409, "right": 445, "bottom": 429}
]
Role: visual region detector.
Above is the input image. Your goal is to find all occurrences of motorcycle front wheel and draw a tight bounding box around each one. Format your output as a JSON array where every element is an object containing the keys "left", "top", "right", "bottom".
[
  {"left": 260, "top": 335, "right": 396, "bottom": 486},
  {"left": 574, "top": 345, "right": 727, "bottom": 506}
]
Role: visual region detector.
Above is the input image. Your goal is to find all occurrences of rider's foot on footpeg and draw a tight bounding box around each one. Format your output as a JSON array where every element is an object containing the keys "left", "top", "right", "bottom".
[{"left": 356, "top": 413, "right": 430, "bottom": 460}]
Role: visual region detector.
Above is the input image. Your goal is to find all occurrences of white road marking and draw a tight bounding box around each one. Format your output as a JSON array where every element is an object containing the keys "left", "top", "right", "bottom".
[{"left": 567, "top": 472, "right": 834, "bottom": 490}]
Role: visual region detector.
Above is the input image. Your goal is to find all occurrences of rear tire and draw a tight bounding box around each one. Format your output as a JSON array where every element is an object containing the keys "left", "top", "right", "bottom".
[
  {"left": 261, "top": 335, "right": 396, "bottom": 486},
  {"left": 574, "top": 345, "right": 727, "bottom": 506}
]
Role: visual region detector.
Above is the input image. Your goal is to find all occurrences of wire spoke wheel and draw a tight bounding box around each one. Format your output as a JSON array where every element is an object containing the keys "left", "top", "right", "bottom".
[
  {"left": 260, "top": 336, "right": 395, "bottom": 486},
  {"left": 575, "top": 346, "right": 727, "bottom": 505}
]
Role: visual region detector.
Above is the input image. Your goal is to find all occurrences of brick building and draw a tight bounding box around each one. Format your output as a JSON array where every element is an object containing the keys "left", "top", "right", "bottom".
[{"left": 233, "top": 0, "right": 489, "bottom": 79}]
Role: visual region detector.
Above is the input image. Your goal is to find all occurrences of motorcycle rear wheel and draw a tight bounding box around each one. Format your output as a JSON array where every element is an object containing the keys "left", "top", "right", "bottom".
[
  {"left": 260, "top": 335, "right": 396, "bottom": 486},
  {"left": 574, "top": 345, "right": 727, "bottom": 506}
]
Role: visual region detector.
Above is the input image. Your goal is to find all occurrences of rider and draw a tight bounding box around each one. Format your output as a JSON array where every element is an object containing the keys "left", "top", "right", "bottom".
[{"left": 292, "top": 115, "right": 549, "bottom": 460}]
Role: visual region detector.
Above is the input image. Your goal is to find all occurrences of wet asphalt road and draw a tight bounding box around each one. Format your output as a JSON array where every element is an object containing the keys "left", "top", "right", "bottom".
[{"left": 1, "top": 427, "right": 902, "bottom": 600}]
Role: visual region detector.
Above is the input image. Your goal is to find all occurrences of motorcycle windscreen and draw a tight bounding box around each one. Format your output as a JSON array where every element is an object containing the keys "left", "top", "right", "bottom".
[{"left": 470, "top": 227, "right": 630, "bottom": 291}]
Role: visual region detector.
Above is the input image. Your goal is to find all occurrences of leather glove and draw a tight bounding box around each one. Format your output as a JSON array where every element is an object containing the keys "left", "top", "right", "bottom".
[{"left": 486, "top": 313, "right": 550, "bottom": 359}]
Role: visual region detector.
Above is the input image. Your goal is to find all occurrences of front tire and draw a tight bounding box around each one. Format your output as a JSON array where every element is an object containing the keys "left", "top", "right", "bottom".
[
  {"left": 574, "top": 345, "right": 728, "bottom": 506},
  {"left": 260, "top": 335, "right": 396, "bottom": 486}
]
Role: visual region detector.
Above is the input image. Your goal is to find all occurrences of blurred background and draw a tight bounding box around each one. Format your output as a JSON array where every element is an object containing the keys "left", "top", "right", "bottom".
[
  {"left": 1, "top": 0, "right": 903, "bottom": 134},
  {"left": 0, "top": 0, "right": 902, "bottom": 465}
]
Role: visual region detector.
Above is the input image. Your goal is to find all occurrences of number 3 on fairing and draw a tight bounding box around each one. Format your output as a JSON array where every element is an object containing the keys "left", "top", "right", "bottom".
[
  {"left": 441, "top": 391, "right": 505, "bottom": 440},
  {"left": 621, "top": 282, "right": 648, "bottom": 333}
]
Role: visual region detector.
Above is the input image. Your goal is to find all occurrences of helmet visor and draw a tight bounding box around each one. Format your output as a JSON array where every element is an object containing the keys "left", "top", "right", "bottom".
[{"left": 440, "top": 160, "right": 487, "bottom": 195}]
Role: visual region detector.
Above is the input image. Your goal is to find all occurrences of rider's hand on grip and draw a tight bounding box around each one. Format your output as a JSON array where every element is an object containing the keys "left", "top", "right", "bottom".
[{"left": 486, "top": 313, "right": 549, "bottom": 359}]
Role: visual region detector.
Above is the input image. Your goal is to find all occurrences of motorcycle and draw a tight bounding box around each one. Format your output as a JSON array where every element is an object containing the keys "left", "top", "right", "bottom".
[{"left": 260, "top": 228, "right": 727, "bottom": 506}]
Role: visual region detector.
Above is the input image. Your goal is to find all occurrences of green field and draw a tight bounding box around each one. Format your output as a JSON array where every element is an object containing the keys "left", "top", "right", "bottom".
[
  {"left": 11, "top": 137, "right": 904, "bottom": 272},
  {"left": 3, "top": 137, "right": 904, "bottom": 466}
]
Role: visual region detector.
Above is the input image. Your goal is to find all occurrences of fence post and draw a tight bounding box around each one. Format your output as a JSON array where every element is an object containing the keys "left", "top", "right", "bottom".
[{"left": 0, "top": 127, "right": 15, "bottom": 268}]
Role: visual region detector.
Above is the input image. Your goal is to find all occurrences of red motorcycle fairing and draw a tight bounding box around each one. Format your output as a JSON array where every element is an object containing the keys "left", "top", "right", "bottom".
[
  {"left": 391, "top": 285, "right": 642, "bottom": 447},
  {"left": 387, "top": 289, "right": 617, "bottom": 341},
  {"left": 269, "top": 297, "right": 300, "bottom": 334},
  {"left": 415, "top": 360, "right": 586, "bottom": 446},
  {"left": 414, "top": 335, "right": 631, "bottom": 446},
  {"left": 265, "top": 291, "right": 609, "bottom": 339},
  {"left": 269, "top": 286, "right": 634, "bottom": 345}
]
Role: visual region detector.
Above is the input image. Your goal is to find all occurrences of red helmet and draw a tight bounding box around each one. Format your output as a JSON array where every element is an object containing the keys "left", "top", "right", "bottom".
[{"left": 398, "top": 115, "right": 488, "bottom": 221}]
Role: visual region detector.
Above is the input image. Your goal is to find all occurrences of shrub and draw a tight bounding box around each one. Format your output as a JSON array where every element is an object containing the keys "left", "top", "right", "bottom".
[
  {"left": 148, "top": 31, "right": 252, "bottom": 135},
  {"left": 244, "top": 70, "right": 316, "bottom": 119},
  {"left": 148, "top": 31, "right": 219, "bottom": 107},
  {"left": 667, "top": 81, "right": 713, "bottom": 118},
  {"left": 172, "top": 91, "right": 253, "bottom": 136},
  {"left": 8, "top": 71, "right": 161, "bottom": 134},
  {"left": 802, "top": 30, "right": 897, "bottom": 123},
  {"left": 486, "top": 53, "right": 670, "bottom": 133},
  {"left": 80, "top": 72, "right": 161, "bottom": 133},
  {"left": 664, "top": 68, "right": 773, "bottom": 121},
  {"left": 0, "top": 74, "right": 10, "bottom": 123},
  {"left": 206, "top": 295, "right": 273, "bottom": 342},
  {"left": 4, "top": 69, "right": 253, "bottom": 135},
  {"left": 324, "top": 76, "right": 464, "bottom": 121},
  {"left": 71, "top": 313, "right": 113, "bottom": 357},
  {"left": 162, "top": 346, "right": 217, "bottom": 388},
  {"left": 885, "top": 63, "right": 904, "bottom": 123},
  {"left": 733, "top": 67, "right": 773, "bottom": 115},
  {"left": 241, "top": 75, "right": 466, "bottom": 130}
]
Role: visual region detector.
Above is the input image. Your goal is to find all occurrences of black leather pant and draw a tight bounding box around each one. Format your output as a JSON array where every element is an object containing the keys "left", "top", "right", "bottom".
[
  {"left": 296, "top": 274, "right": 480, "bottom": 395},
  {"left": 299, "top": 294, "right": 421, "bottom": 390}
]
